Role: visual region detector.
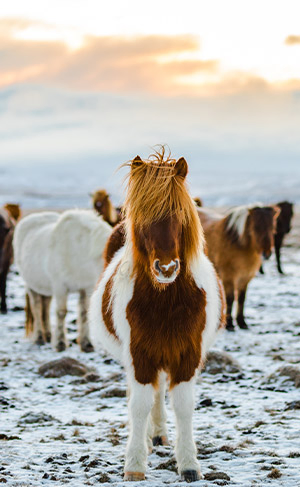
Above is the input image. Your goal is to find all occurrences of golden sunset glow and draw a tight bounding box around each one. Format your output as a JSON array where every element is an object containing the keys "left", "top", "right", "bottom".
[
  {"left": 1, "top": 0, "right": 300, "bottom": 171},
  {"left": 1, "top": 0, "right": 300, "bottom": 93}
]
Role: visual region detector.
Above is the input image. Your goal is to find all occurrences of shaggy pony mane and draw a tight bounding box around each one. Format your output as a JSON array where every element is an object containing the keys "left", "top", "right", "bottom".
[{"left": 123, "top": 147, "right": 204, "bottom": 262}]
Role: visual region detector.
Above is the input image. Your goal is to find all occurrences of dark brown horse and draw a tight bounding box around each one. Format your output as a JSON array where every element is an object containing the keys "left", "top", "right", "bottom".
[
  {"left": 260, "top": 201, "right": 294, "bottom": 274},
  {"left": 0, "top": 209, "right": 15, "bottom": 313}
]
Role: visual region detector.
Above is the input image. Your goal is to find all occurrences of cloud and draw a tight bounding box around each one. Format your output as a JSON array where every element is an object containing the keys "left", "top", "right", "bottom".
[
  {"left": 46, "top": 35, "right": 219, "bottom": 93},
  {"left": 285, "top": 35, "right": 300, "bottom": 45},
  {"left": 0, "top": 18, "right": 218, "bottom": 93},
  {"left": 0, "top": 17, "right": 41, "bottom": 36}
]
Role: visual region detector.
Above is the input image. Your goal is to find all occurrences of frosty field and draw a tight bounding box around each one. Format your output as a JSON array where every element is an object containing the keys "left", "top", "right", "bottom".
[{"left": 1, "top": 213, "right": 300, "bottom": 487}]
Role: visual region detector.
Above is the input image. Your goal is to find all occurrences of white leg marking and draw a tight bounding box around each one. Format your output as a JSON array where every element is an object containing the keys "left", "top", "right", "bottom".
[
  {"left": 42, "top": 295, "right": 52, "bottom": 342},
  {"left": 125, "top": 381, "right": 154, "bottom": 474},
  {"left": 28, "top": 289, "right": 44, "bottom": 344},
  {"left": 77, "top": 290, "right": 93, "bottom": 351},
  {"left": 54, "top": 293, "right": 68, "bottom": 351},
  {"left": 170, "top": 379, "right": 201, "bottom": 474},
  {"left": 151, "top": 372, "right": 168, "bottom": 440}
]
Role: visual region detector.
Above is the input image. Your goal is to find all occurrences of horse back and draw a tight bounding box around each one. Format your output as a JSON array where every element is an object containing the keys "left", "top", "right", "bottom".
[
  {"left": 197, "top": 208, "right": 224, "bottom": 229},
  {"left": 13, "top": 212, "right": 59, "bottom": 296},
  {"left": 199, "top": 210, "right": 261, "bottom": 283}
]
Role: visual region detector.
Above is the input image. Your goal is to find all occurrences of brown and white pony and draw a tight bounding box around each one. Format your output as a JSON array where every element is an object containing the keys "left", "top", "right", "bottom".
[
  {"left": 89, "top": 149, "right": 225, "bottom": 482},
  {"left": 0, "top": 208, "right": 16, "bottom": 313},
  {"left": 198, "top": 204, "right": 279, "bottom": 331},
  {"left": 260, "top": 201, "right": 294, "bottom": 275},
  {"left": 90, "top": 189, "right": 121, "bottom": 226}
]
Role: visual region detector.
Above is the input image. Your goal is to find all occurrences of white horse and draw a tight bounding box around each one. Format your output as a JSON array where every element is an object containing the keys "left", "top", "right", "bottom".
[
  {"left": 89, "top": 152, "right": 225, "bottom": 481},
  {"left": 14, "top": 209, "right": 112, "bottom": 352}
]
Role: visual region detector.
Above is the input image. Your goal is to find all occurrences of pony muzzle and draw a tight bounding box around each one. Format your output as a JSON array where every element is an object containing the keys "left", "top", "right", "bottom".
[
  {"left": 153, "top": 259, "right": 180, "bottom": 283},
  {"left": 263, "top": 250, "right": 272, "bottom": 260}
]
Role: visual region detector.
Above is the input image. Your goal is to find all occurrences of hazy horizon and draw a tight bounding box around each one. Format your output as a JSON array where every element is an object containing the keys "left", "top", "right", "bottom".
[{"left": 1, "top": 1, "right": 299, "bottom": 208}]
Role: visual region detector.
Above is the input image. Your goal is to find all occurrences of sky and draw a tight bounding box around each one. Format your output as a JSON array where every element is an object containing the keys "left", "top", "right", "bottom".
[{"left": 0, "top": 0, "right": 300, "bottom": 204}]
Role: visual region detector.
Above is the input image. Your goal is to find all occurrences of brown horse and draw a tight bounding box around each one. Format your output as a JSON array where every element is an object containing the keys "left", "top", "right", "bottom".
[
  {"left": 89, "top": 148, "right": 225, "bottom": 482},
  {"left": 260, "top": 201, "right": 294, "bottom": 274},
  {"left": 0, "top": 208, "right": 15, "bottom": 313},
  {"left": 198, "top": 204, "right": 279, "bottom": 331},
  {"left": 90, "top": 189, "right": 121, "bottom": 226}
]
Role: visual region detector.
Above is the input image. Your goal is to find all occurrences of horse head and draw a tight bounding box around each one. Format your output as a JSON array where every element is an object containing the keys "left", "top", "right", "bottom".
[
  {"left": 248, "top": 205, "right": 280, "bottom": 258},
  {"left": 91, "top": 189, "right": 118, "bottom": 226},
  {"left": 91, "top": 190, "right": 109, "bottom": 213},
  {"left": 275, "top": 201, "right": 294, "bottom": 235},
  {"left": 125, "top": 151, "right": 203, "bottom": 288}
]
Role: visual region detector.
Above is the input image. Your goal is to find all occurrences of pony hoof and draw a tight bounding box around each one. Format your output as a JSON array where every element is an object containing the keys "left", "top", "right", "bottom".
[
  {"left": 35, "top": 334, "right": 45, "bottom": 346},
  {"left": 237, "top": 321, "right": 248, "bottom": 330},
  {"left": 181, "top": 470, "right": 202, "bottom": 483},
  {"left": 56, "top": 341, "right": 67, "bottom": 352},
  {"left": 80, "top": 340, "right": 94, "bottom": 353},
  {"left": 153, "top": 435, "right": 168, "bottom": 446},
  {"left": 226, "top": 323, "right": 235, "bottom": 332},
  {"left": 124, "top": 471, "right": 145, "bottom": 481},
  {"left": 1, "top": 309, "right": 7, "bottom": 315},
  {"left": 45, "top": 333, "right": 52, "bottom": 343}
]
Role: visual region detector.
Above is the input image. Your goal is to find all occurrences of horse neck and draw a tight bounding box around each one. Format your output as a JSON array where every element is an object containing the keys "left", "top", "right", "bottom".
[
  {"left": 223, "top": 215, "right": 253, "bottom": 250},
  {"left": 241, "top": 220, "right": 261, "bottom": 254},
  {"left": 105, "top": 200, "right": 118, "bottom": 226}
]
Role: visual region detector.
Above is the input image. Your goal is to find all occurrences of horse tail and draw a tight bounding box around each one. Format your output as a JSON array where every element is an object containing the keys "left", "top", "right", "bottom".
[{"left": 25, "top": 292, "right": 34, "bottom": 336}]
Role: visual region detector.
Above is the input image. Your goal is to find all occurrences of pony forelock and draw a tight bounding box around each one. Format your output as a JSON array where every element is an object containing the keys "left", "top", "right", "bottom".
[{"left": 122, "top": 147, "right": 204, "bottom": 262}]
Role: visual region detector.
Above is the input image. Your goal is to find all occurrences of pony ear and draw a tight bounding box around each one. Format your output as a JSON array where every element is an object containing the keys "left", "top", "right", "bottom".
[
  {"left": 132, "top": 155, "right": 143, "bottom": 168},
  {"left": 175, "top": 157, "right": 188, "bottom": 179}
]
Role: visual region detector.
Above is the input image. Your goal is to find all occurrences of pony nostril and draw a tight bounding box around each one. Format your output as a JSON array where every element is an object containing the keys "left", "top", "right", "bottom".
[{"left": 154, "top": 260, "right": 161, "bottom": 273}]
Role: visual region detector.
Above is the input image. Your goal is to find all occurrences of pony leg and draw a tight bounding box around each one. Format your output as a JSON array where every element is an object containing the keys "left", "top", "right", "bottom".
[
  {"left": 0, "top": 265, "right": 9, "bottom": 314},
  {"left": 236, "top": 285, "right": 249, "bottom": 329},
  {"left": 151, "top": 372, "right": 168, "bottom": 446},
  {"left": 275, "top": 234, "right": 284, "bottom": 274},
  {"left": 25, "top": 292, "right": 34, "bottom": 336},
  {"left": 54, "top": 294, "right": 68, "bottom": 352},
  {"left": 223, "top": 282, "right": 235, "bottom": 331},
  {"left": 0, "top": 272, "right": 7, "bottom": 313},
  {"left": 124, "top": 381, "right": 154, "bottom": 481},
  {"left": 42, "top": 295, "right": 52, "bottom": 343},
  {"left": 27, "top": 289, "right": 45, "bottom": 345},
  {"left": 170, "top": 378, "right": 201, "bottom": 482},
  {"left": 77, "top": 290, "right": 94, "bottom": 353}
]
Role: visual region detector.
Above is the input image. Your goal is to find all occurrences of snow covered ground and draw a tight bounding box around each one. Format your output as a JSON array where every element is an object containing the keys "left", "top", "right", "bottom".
[{"left": 1, "top": 214, "right": 300, "bottom": 487}]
